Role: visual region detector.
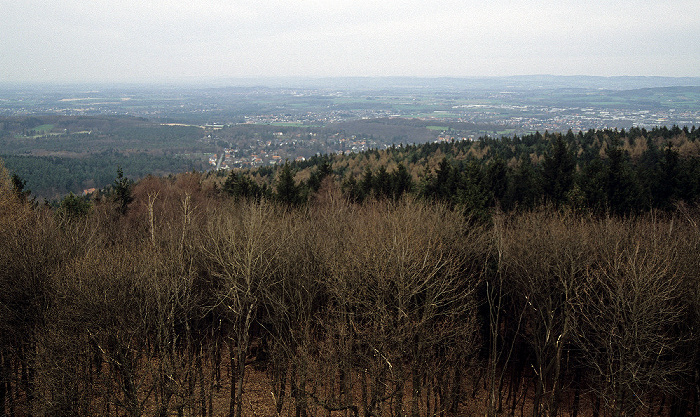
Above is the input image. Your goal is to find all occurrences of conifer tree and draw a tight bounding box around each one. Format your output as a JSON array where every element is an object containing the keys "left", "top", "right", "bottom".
[
  {"left": 504, "top": 155, "right": 540, "bottom": 210},
  {"left": 485, "top": 157, "right": 508, "bottom": 205},
  {"left": 276, "top": 161, "right": 300, "bottom": 206},
  {"left": 541, "top": 136, "right": 576, "bottom": 207},
  {"left": 59, "top": 193, "right": 92, "bottom": 219},
  {"left": 10, "top": 173, "right": 31, "bottom": 202},
  {"left": 341, "top": 174, "right": 362, "bottom": 203},
  {"left": 422, "top": 157, "right": 454, "bottom": 202},
  {"left": 113, "top": 166, "right": 134, "bottom": 215},
  {"left": 373, "top": 165, "right": 391, "bottom": 199},
  {"left": 604, "top": 145, "right": 641, "bottom": 215},
  {"left": 360, "top": 166, "right": 374, "bottom": 200},
  {"left": 391, "top": 163, "right": 413, "bottom": 200},
  {"left": 224, "top": 171, "right": 263, "bottom": 200},
  {"left": 308, "top": 158, "right": 333, "bottom": 193}
]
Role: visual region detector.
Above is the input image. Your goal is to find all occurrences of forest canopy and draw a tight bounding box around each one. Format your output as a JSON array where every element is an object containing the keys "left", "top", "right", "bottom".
[
  {"left": 217, "top": 125, "right": 700, "bottom": 217},
  {"left": 0, "top": 127, "right": 700, "bottom": 417},
  {"left": 2, "top": 125, "right": 700, "bottom": 416}
]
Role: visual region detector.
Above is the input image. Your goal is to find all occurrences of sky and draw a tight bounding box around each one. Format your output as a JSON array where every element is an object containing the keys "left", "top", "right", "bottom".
[{"left": 1, "top": 0, "right": 699, "bottom": 84}]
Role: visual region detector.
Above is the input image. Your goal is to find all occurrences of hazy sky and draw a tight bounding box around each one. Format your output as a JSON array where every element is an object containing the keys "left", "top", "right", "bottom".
[{"left": 2, "top": 0, "right": 699, "bottom": 83}]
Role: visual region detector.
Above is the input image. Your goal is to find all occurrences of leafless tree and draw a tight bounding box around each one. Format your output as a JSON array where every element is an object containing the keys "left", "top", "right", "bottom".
[
  {"left": 201, "top": 200, "right": 292, "bottom": 417},
  {"left": 573, "top": 216, "right": 687, "bottom": 417},
  {"left": 304, "top": 197, "right": 485, "bottom": 417},
  {"left": 500, "top": 210, "right": 593, "bottom": 417}
]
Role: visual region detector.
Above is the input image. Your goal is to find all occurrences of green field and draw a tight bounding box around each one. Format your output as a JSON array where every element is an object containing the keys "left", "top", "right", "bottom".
[{"left": 33, "top": 124, "right": 54, "bottom": 132}]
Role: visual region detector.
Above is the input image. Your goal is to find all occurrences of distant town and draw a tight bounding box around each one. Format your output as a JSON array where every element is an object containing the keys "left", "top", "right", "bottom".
[{"left": 2, "top": 76, "right": 700, "bottom": 197}]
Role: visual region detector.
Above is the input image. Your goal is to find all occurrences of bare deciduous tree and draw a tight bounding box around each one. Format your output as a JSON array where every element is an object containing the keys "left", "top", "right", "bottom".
[
  {"left": 573, "top": 217, "right": 687, "bottom": 417},
  {"left": 202, "top": 200, "right": 292, "bottom": 417},
  {"left": 500, "top": 210, "right": 592, "bottom": 417}
]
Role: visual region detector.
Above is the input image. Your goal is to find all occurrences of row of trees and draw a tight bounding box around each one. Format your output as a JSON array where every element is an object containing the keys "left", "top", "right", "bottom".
[
  {"left": 221, "top": 128, "right": 700, "bottom": 217},
  {"left": 3, "top": 159, "right": 700, "bottom": 416}
]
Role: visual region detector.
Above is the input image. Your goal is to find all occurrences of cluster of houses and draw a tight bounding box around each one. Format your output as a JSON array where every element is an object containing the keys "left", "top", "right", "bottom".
[
  {"left": 206, "top": 133, "right": 376, "bottom": 170},
  {"left": 208, "top": 150, "right": 284, "bottom": 169}
]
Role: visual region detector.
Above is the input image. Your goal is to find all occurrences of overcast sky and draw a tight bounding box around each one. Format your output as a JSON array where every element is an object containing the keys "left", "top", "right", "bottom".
[{"left": 1, "top": 0, "right": 699, "bottom": 84}]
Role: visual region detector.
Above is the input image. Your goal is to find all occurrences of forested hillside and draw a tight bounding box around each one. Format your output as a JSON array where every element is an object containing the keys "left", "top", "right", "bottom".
[
  {"left": 222, "top": 125, "right": 700, "bottom": 217},
  {"left": 3, "top": 126, "right": 700, "bottom": 416},
  {"left": 0, "top": 115, "right": 208, "bottom": 198}
]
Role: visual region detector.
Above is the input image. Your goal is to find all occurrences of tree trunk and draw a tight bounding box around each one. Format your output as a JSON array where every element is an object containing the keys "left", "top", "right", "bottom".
[
  {"left": 228, "top": 353, "right": 236, "bottom": 417},
  {"left": 361, "top": 372, "right": 368, "bottom": 417},
  {"left": 229, "top": 303, "right": 254, "bottom": 417},
  {"left": 120, "top": 360, "right": 140, "bottom": 417},
  {"left": 592, "top": 395, "right": 600, "bottom": 417},
  {"left": 449, "top": 366, "right": 461, "bottom": 415},
  {"left": 0, "top": 351, "right": 6, "bottom": 417},
  {"left": 198, "top": 352, "right": 207, "bottom": 417},
  {"left": 571, "top": 370, "right": 581, "bottom": 417},
  {"left": 274, "top": 365, "right": 287, "bottom": 416},
  {"left": 394, "top": 379, "right": 404, "bottom": 417},
  {"left": 532, "top": 378, "right": 543, "bottom": 417},
  {"left": 411, "top": 368, "right": 420, "bottom": 417}
]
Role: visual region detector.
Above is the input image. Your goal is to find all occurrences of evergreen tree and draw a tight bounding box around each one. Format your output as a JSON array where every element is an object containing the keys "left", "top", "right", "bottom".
[
  {"left": 224, "top": 171, "right": 263, "bottom": 200},
  {"left": 579, "top": 159, "right": 608, "bottom": 213},
  {"left": 655, "top": 144, "right": 681, "bottom": 209},
  {"left": 341, "top": 174, "right": 362, "bottom": 203},
  {"left": 504, "top": 155, "right": 541, "bottom": 211},
  {"left": 360, "top": 166, "right": 374, "bottom": 199},
  {"left": 679, "top": 157, "right": 700, "bottom": 204},
  {"left": 10, "top": 173, "right": 30, "bottom": 202},
  {"left": 435, "top": 157, "right": 455, "bottom": 200},
  {"left": 391, "top": 163, "right": 413, "bottom": 200},
  {"left": 373, "top": 165, "right": 391, "bottom": 199},
  {"left": 113, "top": 166, "right": 133, "bottom": 215},
  {"left": 604, "top": 145, "right": 641, "bottom": 215},
  {"left": 485, "top": 157, "right": 508, "bottom": 205},
  {"left": 636, "top": 138, "right": 661, "bottom": 206},
  {"left": 638, "top": 143, "right": 682, "bottom": 210},
  {"left": 59, "top": 193, "right": 92, "bottom": 219},
  {"left": 422, "top": 157, "right": 456, "bottom": 202},
  {"left": 579, "top": 144, "right": 641, "bottom": 215},
  {"left": 276, "top": 161, "right": 300, "bottom": 206},
  {"left": 457, "top": 159, "right": 490, "bottom": 221},
  {"left": 308, "top": 158, "right": 333, "bottom": 193},
  {"left": 541, "top": 136, "right": 576, "bottom": 207}
]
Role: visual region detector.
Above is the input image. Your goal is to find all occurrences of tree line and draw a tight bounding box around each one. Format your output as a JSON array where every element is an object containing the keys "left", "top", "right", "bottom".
[
  {"left": 3, "top": 155, "right": 700, "bottom": 416},
  {"left": 1, "top": 152, "right": 204, "bottom": 200},
  {"left": 220, "top": 126, "right": 700, "bottom": 219}
]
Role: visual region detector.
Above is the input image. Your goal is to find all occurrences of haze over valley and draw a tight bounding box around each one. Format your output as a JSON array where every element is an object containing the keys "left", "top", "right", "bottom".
[{"left": 1, "top": 76, "right": 699, "bottom": 198}]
